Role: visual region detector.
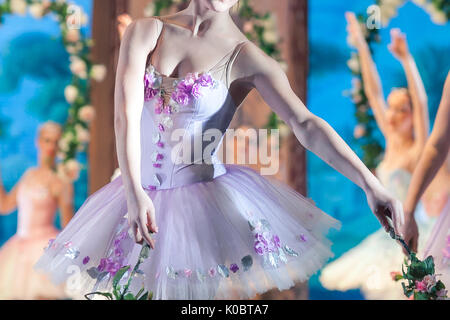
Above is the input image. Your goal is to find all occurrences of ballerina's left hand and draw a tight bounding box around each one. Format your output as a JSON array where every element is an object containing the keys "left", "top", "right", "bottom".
[
  {"left": 399, "top": 211, "right": 419, "bottom": 255},
  {"left": 364, "top": 181, "right": 405, "bottom": 235}
]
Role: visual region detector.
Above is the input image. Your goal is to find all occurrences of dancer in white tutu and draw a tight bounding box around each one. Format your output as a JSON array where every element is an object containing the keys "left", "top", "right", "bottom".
[{"left": 319, "top": 13, "right": 449, "bottom": 300}]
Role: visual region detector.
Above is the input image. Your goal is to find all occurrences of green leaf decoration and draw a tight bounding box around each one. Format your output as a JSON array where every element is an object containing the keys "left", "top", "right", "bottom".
[
  {"left": 414, "top": 291, "right": 429, "bottom": 300},
  {"left": 113, "top": 266, "right": 130, "bottom": 288},
  {"left": 84, "top": 292, "right": 113, "bottom": 300},
  {"left": 124, "top": 293, "right": 136, "bottom": 300},
  {"left": 138, "top": 292, "right": 149, "bottom": 300}
]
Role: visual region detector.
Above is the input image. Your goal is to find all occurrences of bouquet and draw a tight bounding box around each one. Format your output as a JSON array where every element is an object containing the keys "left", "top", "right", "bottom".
[
  {"left": 85, "top": 243, "right": 153, "bottom": 300},
  {"left": 389, "top": 227, "right": 447, "bottom": 300}
]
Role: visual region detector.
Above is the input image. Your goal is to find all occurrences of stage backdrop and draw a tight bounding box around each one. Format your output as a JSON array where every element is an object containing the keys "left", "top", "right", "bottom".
[{"left": 0, "top": 0, "right": 92, "bottom": 243}]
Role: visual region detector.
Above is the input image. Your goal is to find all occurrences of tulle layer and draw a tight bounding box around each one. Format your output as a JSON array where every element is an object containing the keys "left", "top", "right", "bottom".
[
  {"left": 34, "top": 164, "right": 341, "bottom": 300},
  {"left": 423, "top": 199, "right": 450, "bottom": 288},
  {"left": 0, "top": 227, "right": 68, "bottom": 300}
]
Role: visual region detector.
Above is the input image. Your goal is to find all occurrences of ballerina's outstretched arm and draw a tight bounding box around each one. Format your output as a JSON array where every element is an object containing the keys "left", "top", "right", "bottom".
[
  {"left": 402, "top": 72, "right": 450, "bottom": 253},
  {"left": 114, "top": 18, "right": 160, "bottom": 248},
  {"left": 346, "top": 12, "right": 389, "bottom": 136},
  {"left": 0, "top": 166, "right": 20, "bottom": 215},
  {"left": 231, "top": 41, "right": 405, "bottom": 234},
  {"left": 389, "top": 28, "right": 430, "bottom": 152}
]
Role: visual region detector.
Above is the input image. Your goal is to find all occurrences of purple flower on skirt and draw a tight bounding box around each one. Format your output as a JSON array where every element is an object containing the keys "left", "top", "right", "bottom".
[
  {"left": 156, "top": 141, "right": 164, "bottom": 148},
  {"left": 153, "top": 163, "right": 162, "bottom": 168},
  {"left": 198, "top": 73, "right": 213, "bottom": 87},
  {"left": 255, "top": 233, "right": 269, "bottom": 245},
  {"left": 298, "top": 234, "right": 308, "bottom": 242},
  {"left": 114, "top": 246, "right": 123, "bottom": 258},
  {"left": 230, "top": 263, "right": 239, "bottom": 273},
  {"left": 184, "top": 269, "right": 192, "bottom": 278},
  {"left": 272, "top": 235, "right": 281, "bottom": 248},
  {"left": 82, "top": 256, "right": 90, "bottom": 265},
  {"left": 97, "top": 258, "right": 108, "bottom": 272},
  {"left": 106, "top": 260, "right": 122, "bottom": 276},
  {"left": 158, "top": 123, "right": 165, "bottom": 132},
  {"left": 254, "top": 241, "right": 267, "bottom": 255},
  {"left": 208, "top": 267, "right": 216, "bottom": 277}
]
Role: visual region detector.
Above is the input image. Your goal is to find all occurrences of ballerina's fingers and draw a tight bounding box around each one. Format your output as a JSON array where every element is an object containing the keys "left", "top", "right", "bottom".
[
  {"left": 138, "top": 214, "right": 155, "bottom": 249},
  {"left": 391, "top": 199, "right": 405, "bottom": 236},
  {"left": 130, "top": 221, "right": 143, "bottom": 244},
  {"left": 376, "top": 206, "right": 390, "bottom": 233}
]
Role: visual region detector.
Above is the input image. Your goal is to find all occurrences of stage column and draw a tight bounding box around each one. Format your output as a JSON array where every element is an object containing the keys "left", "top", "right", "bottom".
[{"left": 89, "top": 0, "right": 128, "bottom": 194}]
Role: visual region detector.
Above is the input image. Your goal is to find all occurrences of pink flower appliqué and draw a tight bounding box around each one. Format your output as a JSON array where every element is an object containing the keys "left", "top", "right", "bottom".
[{"left": 170, "top": 72, "right": 215, "bottom": 106}]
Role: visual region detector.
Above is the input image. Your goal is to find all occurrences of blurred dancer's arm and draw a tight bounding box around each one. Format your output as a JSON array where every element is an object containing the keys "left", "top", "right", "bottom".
[
  {"left": 346, "top": 12, "right": 388, "bottom": 136},
  {"left": 117, "top": 13, "right": 133, "bottom": 41},
  {"left": 402, "top": 72, "right": 450, "bottom": 252},
  {"left": 114, "top": 18, "right": 159, "bottom": 248},
  {"left": 234, "top": 41, "right": 404, "bottom": 233},
  {"left": 58, "top": 180, "right": 74, "bottom": 227},
  {"left": 0, "top": 167, "right": 19, "bottom": 214},
  {"left": 389, "top": 28, "right": 429, "bottom": 150}
]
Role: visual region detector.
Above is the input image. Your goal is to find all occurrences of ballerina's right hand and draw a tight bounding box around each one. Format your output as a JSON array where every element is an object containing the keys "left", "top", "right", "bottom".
[
  {"left": 126, "top": 189, "right": 158, "bottom": 248},
  {"left": 364, "top": 181, "right": 405, "bottom": 235}
]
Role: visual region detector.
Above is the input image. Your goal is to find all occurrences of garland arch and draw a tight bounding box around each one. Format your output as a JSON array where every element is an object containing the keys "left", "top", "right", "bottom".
[{"left": 0, "top": 0, "right": 106, "bottom": 181}]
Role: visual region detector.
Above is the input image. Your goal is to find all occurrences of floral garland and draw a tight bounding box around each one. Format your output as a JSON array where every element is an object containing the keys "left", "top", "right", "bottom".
[
  {"left": 0, "top": 0, "right": 106, "bottom": 181},
  {"left": 347, "top": 0, "right": 448, "bottom": 169},
  {"left": 144, "top": 0, "right": 286, "bottom": 132}
]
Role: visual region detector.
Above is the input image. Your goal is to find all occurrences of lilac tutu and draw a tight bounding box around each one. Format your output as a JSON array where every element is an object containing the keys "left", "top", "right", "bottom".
[
  {"left": 34, "top": 164, "right": 340, "bottom": 299},
  {"left": 34, "top": 41, "right": 341, "bottom": 299}
]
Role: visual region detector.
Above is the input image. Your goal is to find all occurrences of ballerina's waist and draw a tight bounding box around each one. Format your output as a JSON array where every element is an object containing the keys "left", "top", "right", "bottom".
[{"left": 143, "top": 160, "right": 227, "bottom": 190}]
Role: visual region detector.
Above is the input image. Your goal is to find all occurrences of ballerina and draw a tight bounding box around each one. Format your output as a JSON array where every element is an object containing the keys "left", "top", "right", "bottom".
[
  {"left": 0, "top": 121, "right": 73, "bottom": 299},
  {"left": 319, "top": 12, "right": 448, "bottom": 300},
  {"left": 402, "top": 71, "right": 450, "bottom": 289},
  {"left": 34, "top": 0, "right": 403, "bottom": 300}
]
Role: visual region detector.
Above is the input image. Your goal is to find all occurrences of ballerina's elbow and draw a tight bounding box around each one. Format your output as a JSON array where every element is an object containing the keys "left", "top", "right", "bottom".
[{"left": 288, "top": 114, "right": 321, "bottom": 148}]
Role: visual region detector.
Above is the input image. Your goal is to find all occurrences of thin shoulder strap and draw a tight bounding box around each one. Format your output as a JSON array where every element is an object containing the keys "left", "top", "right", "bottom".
[
  {"left": 225, "top": 41, "right": 250, "bottom": 89},
  {"left": 146, "top": 17, "right": 164, "bottom": 67}
]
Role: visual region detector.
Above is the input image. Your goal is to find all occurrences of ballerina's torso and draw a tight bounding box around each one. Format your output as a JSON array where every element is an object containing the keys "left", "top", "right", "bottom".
[
  {"left": 15, "top": 169, "right": 59, "bottom": 238},
  {"left": 376, "top": 160, "right": 450, "bottom": 218},
  {"left": 139, "top": 18, "right": 250, "bottom": 191},
  {"left": 375, "top": 162, "right": 412, "bottom": 203}
]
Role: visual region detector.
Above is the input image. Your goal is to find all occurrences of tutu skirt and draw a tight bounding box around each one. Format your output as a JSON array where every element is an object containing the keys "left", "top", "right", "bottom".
[
  {"left": 0, "top": 227, "right": 67, "bottom": 300},
  {"left": 34, "top": 164, "right": 340, "bottom": 300}
]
